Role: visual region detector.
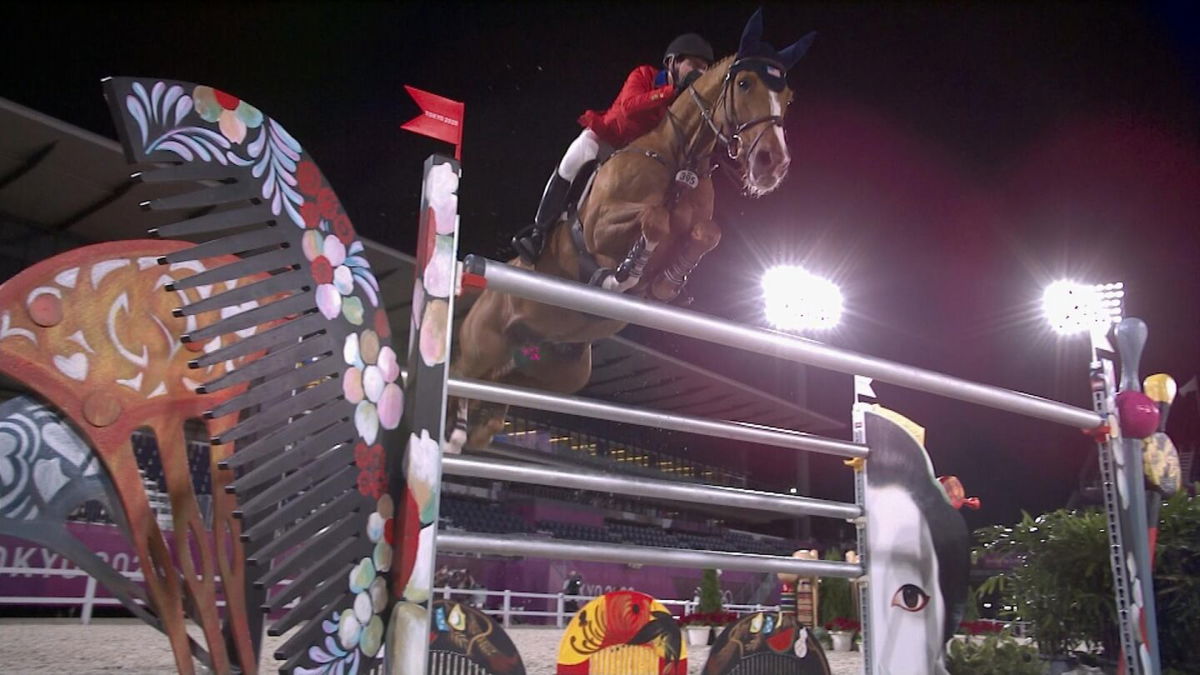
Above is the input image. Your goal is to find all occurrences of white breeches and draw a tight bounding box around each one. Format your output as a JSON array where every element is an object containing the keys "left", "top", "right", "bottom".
[{"left": 555, "top": 128, "right": 601, "bottom": 183}]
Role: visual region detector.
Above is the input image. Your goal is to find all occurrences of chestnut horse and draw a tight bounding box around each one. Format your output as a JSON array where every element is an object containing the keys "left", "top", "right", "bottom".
[{"left": 452, "top": 11, "right": 814, "bottom": 450}]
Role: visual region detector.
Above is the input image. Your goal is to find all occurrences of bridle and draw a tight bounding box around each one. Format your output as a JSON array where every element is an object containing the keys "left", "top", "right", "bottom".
[
  {"left": 690, "top": 57, "right": 787, "bottom": 163},
  {"left": 609, "top": 57, "right": 789, "bottom": 192}
]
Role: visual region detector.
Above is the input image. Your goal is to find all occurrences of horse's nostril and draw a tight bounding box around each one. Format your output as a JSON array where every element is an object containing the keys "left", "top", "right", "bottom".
[{"left": 755, "top": 151, "right": 772, "bottom": 168}]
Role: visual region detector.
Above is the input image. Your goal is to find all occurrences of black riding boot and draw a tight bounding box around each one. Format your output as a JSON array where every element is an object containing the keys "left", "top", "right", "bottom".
[{"left": 513, "top": 172, "right": 572, "bottom": 265}]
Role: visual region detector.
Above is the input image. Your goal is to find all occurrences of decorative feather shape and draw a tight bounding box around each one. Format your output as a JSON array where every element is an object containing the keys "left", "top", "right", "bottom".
[{"left": 103, "top": 77, "right": 402, "bottom": 673}]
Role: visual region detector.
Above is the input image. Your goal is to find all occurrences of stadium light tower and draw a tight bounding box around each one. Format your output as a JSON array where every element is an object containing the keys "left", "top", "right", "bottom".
[
  {"left": 1042, "top": 279, "right": 1124, "bottom": 336},
  {"left": 761, "top": 265, "right": 843, "bottom": 332}
]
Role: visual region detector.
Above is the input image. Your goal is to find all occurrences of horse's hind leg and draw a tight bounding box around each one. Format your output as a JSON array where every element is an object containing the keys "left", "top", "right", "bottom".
[
  {"left": 444, "top": 397, "right": 469, "bottom": 454},
  {"left": 450, "top": 288, "right": 519, "bottom": 452},
  {"left": 465, "top": 400, "right": 510, "bottom": 450},
  {"left": 651, "top": 218, "right": 722, "bottom": 302},
  {"left": 465, "top": 341, "right": 593, "bottom": 450}
]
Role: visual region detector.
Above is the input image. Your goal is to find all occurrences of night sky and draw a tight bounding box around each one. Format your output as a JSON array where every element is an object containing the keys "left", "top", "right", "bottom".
[{"left": 4, "top": 2, "right": 1199, "bottom": 534}]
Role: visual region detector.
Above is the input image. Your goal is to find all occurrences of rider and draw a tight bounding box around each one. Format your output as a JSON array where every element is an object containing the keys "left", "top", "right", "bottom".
[{"left": 512, "top": 33, "right": 715, "bottom": 264}]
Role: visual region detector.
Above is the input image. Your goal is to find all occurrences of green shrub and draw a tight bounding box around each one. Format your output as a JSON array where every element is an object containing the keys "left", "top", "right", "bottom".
[
  {"left": 697, "top": 568, "right": 723, "bottom": 614},
  {"left": 974, "top": 486, "right": 1200, "bottom": 670},
  {"left": 945, "top": 631, "right": 1041, "bottom": 675},
  {"left": 817, "top": 548, "right": 855, "bottom": 628},
  {"left": 975, "top": 509, "right": 1116, "bottom": 657},
  {"left": 1154, "top": 486, "right": 1200, "bottom": 670}
]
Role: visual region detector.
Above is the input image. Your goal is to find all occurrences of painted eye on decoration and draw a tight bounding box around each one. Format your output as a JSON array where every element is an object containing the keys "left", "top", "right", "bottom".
[{"left": 891, "top": 584, "right": 930, "bottom": 612}]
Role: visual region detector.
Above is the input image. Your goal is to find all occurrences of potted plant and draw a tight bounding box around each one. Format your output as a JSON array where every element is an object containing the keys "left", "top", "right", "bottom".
[
  {"left": 677, "top": 610, "right": 739, "bottom": 646},
  {"left": 824, "top": 616, "right": 860, "bottom": 651},
  {"left": 817, "top": 549, "right": 858, "bottom": 651},
  {"left": 682, "top": 568, "right": 726, "bottom": 645}
]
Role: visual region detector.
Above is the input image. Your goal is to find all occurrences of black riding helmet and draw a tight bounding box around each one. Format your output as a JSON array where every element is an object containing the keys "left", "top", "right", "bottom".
[{"left": 663, "top": 33, "right": 714, "bottom": 66}]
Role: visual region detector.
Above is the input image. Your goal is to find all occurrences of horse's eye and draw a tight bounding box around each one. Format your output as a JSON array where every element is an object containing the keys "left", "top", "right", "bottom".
[
  {"left": 891, "top": 584, "right": 930, "bottom": 612},
  {"left": 738, "top": 78, "right": 751, "bottom": 90}
]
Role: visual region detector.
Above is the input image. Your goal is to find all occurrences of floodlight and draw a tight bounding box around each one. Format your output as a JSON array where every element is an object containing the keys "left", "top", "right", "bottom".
[
  {"left": 762, "top": 265, "right": 843, "bottom": 331},
  {"left": 1042, "top": 280, "right": 1124, "bottom": 335}
]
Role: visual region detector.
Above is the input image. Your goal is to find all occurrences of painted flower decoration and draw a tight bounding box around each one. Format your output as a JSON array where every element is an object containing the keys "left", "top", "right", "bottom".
[
  {"left": 419, "top": 299, "right": 450, "bottom": 367},
  {"left": 423, "top": 236, "right": 455, "bottom": 299},
  {"left": 300, "top": 494, "right": 393, "bottom": 673},
  {"left": 425, "top": 161, "right": 460, "bottom": 237},
  {"left": 192, "top": 86, "right": 263, "bottom": 144},
  {"left": 343, "top": 329, "right": 403, "bottom": 444},
  {"left": 405, "top": 429, "right": 440, "bottom": 525},
  {"left": 303, "top": 229, "right": 371, "bottom": 325},
  {"left": 354, "top": 441, "right": 387, "bottom": 499},
  {"left": 297, "top": 161, "right": 323, "bottom": 195}
]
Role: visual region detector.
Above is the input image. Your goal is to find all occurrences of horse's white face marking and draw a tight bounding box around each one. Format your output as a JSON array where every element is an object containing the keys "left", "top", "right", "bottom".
[
  {"left": 745, "top": 88, "right": 790, "bottom": 197},
  {"left": 769, "top": 91, "right": 788, "bottom": 164}
]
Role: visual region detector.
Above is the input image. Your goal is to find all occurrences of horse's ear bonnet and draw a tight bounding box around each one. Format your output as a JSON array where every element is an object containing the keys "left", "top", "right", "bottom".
[{"left": 733, "top": 7, "right": 816, "bottom": 92}]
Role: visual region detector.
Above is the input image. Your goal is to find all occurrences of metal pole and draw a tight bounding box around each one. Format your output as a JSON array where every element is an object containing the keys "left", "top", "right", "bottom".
[
  {"left": 503, "top": 589, "right": 511, "bottom": 629},
  {"left": 465, "top": 257, "right": 1102, "bottom": 430},
  {"left": 853, "top": 378, "right": 876, "bottom": 674},
  {"left": 448, "top": 377, "right": 866, "bottom": 459},
  {"left": 442, "top": 455, "right": 861, "bottom": 520},
  {"left": 437, "top": 533, "right": 864, "bottom": 579},
  {"left": 82, "top": 575, "right": 97, "bottom": 625}
]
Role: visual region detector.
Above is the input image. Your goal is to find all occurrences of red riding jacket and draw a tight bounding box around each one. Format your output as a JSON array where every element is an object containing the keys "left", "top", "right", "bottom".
[{"left": 578, "top": 65, "right": 677, "bottom": 148}]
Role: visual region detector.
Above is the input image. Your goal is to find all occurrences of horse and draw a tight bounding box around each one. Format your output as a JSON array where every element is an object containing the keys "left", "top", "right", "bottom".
[{"left": 452, "top": 9, "right": 814, "bottom": 451}]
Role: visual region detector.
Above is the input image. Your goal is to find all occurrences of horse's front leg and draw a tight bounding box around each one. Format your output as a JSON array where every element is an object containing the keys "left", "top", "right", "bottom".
[
  {"left": 605, "top": 204, "right": 671, "bottom": 292},
  {"left": 650, "top": 218, "right": 722, "bottom": 302}
]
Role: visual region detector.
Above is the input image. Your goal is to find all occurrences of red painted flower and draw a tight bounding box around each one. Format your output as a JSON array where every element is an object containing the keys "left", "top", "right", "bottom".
[
  {"left": 374, "top": 309, "right": 391, "bottom": 339},
  {"left": 332, "top": 212, "right": 355, "bottom": 245},
  {"left": 317, "top": 188, "right": 340, "bottom": 219},
  {"left": 300, "top": 201, "right": 322, "bottom": 229},
  {"left": 310, "top": 256, "right": 334, "bottom": 285},
  {"left": 357, "top": 468, "right": 387, "bottom": 499},
  {"left": 296, "top": 161, "right": 323, "bottom": 195},
  {"left": 355, "top": 442, "right": 387, "bottom": 498},
  {"left": 213, "top": 89, "right": 239, "bottom": 109},
  {"left": 355, "top": 441, "right": 385, "bottom": 471}
]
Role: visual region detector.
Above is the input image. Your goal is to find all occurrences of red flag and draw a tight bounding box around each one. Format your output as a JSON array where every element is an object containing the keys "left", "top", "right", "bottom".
[{"left": 401, "top": 85, "right": 464, "bottom": 159}]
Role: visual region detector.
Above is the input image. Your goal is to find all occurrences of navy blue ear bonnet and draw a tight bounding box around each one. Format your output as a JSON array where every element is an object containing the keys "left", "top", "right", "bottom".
[{"left": 732, "top": 7, "right": 816, "bottom": 92}]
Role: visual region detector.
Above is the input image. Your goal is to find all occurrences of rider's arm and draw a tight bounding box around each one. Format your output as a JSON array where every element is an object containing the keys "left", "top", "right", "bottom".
[{"left": 611, "top": 65, "right": 675, "bottom": 120}]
